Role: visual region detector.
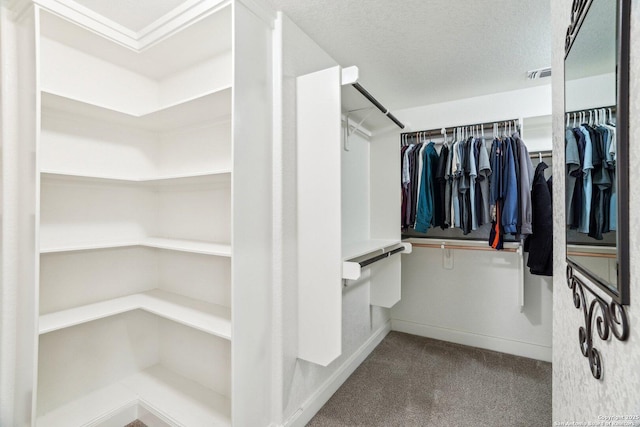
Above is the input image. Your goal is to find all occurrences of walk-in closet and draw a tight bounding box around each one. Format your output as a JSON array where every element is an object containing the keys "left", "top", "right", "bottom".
[{"left": 2, "top": 0, "right": 638, "bottom": 426}]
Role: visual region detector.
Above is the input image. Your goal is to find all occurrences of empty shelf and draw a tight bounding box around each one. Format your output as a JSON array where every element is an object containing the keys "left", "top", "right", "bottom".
[
  {"left": 123, "top": 365, "right": 231, "bottom": 427},
  {"left": 36, "top": 382, "right": 138, "bottom": 427},
  {"left": 41, "top": 86, "right": 232, "bottom": 131},
  {"left": 40, "top": 237, "right": 232, "bottom": 257},
  {"left": 143, "top": 237, "right": 231, "bottom": 256},
  {"left": 39, "top": 289, "right": 232, "bottom": 339},
  {"left": 36, "top": 365, "right": 231, "bottom": 427},
  {"left": 41, "top": 170, "right": 232, "bottom": 186}
]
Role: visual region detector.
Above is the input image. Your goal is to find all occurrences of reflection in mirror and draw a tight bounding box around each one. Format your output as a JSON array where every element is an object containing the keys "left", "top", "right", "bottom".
[{"left": 564, "top": 0, "right": 618, "bottom": 295}]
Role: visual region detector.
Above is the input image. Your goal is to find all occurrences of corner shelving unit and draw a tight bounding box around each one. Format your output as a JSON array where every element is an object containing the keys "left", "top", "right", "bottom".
[{"left": 27, "top": 1, "right": 275, "bottom": 426}]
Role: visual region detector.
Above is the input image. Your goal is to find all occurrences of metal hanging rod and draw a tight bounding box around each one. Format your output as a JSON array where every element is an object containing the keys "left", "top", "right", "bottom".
[
  {"left": 566, "top": 105, "right": 616, "bottom": 115},
  {"left": 351, "top": 82, "right": 405, "bottom": 130},
  {"left": 400, "top": 118, "right": 521, "bottom": 139},
  {"left": 411, "top": 242, "right": 520, "bottom": 253},
  {"left": 530, "top": 150, "right": 553, "bottom": 159},
  {"left": 358, "top": 246, "right": 405, "bottom": 268}
]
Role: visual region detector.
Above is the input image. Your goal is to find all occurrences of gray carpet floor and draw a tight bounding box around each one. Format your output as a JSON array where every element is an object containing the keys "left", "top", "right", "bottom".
[{"left": 308, "top": 331, "right": 551, "bottom": 427}]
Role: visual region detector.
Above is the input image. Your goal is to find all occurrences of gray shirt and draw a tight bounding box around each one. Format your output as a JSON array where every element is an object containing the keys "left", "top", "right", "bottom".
[
  {"left": 477, "top": 137, "right": 492, "bottom": 225},
  {"left": 514, "top": 132, "right": 534, "bottom": 236}
]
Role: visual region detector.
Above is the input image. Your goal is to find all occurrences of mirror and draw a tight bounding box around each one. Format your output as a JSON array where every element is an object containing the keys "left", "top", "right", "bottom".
[{"left": 564, "top": 0, "right": 630, "bottom": 305}]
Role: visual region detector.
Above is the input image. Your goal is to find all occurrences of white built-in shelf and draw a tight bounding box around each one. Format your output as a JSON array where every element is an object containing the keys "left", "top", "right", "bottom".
[
  {"left": 36, "top": 382, "right": 137, "bottom": 427},
  {"left": 39, "top": 289, "right": 232, "bottom": 339},
  {"left": 36, "top": 365, "right": 231, "bottom": 427},
  {"left": 342, "top": 239, "right": 403, "bottom": 261},
  {"left": 41, "top": 169, "right": 232, "bottom": 186},
  {"left": 41, "top": 86, "right": 232, "bottom": 131},
  {"left": 124, "top": 365, "right": 231, "bottom": 427},
  {"left": 40, "top": 237, "right": 232, "bottom": 257}
]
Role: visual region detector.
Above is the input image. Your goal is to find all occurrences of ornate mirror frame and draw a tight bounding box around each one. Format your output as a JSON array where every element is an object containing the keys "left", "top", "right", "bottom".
[{"left": 564, "top": 0, "right": 631, "bottom": 379}]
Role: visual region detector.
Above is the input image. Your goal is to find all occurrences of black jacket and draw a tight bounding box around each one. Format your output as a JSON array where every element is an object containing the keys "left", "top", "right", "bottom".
[{"left": 526, "top": 162, "right": 553, "bottom": 276}]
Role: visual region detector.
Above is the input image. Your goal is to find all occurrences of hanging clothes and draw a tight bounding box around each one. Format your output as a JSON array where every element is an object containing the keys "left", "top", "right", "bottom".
[
  {"left": 565, "top": 128, "right": 580, "bottom": 227},
  {"left": 435, "top": 144, "right": 449, "bottom": 229},
  {"left": 501, "top": 137, "right": 518, "bottom": 234},
  {"left": 477, "top": 137, "right": 492, "bottom": 226},
  {"left": 459, "top": 137, "right": 473, "bottom": 235},
  {"left": 564, "top": 109, "right": 617, "bottom": 240},
  {"left": 526, "top": 162, "right": 553, "bottom": 276},
  {"left": 414, "top": 142, "right": 439, "bottom": 233},
  {"left": 515, "top": 132, "right": 534, "bottom": 237},
  {"left": 400, "top": 124, "right": 533, "bottom": 250}
]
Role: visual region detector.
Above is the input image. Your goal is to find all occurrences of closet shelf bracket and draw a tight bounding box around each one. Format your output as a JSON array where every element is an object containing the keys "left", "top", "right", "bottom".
[
  {"left": 517, "top": 243, "right": 525, "bottom": 311},
  {"left": 344, "top": 107, "right": 376, "bottom": 151}
]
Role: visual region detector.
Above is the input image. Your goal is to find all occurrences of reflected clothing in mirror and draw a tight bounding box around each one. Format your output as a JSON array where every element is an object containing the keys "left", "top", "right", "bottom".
[{"left": 565, "top": 120, "right": 616, "bottom": 240}]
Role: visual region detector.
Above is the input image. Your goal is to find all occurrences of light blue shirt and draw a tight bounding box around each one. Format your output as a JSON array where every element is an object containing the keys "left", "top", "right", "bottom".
[
  {"left": 565, "top": 128, "right": 580, "bottom": 225},
  {"left": 579, "top": 126, "right": 593, "bottom": 233}
]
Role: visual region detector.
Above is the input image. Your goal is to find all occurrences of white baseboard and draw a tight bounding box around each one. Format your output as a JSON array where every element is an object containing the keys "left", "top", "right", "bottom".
[
  {"left": 391, "top": 319, "right": 552, "bottom": 362},
  {"left": 283, "top": 320, "right": 391, "bottom": 427}
]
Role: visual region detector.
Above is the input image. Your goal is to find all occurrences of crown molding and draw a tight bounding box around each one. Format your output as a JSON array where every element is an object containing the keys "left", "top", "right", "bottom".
[
  {"left": 32, "top": 0, "right": 231, "bottom": 51},
  {"left": 137, "top": 0, "right": 230, "bottom": 50},
  {"left": 34, "top": 0, "right": 138, "bottom": 49}
]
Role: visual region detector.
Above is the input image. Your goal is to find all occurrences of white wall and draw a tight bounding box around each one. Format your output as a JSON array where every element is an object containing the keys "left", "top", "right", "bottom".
[
  {"left": 552, "top": 0, "right": 640, "bottom": 423},
  {"left": 389, "top": 85, "right": 554, "bottom": 362},
  {"left": 393, "top": 245, "right": 553, "bottom": 361},
  {"left": 565, "top": 72, "right": 616, "bottom": 111},
  {"left": 396, "top": 84, "right": 551, "bottom": 132}
]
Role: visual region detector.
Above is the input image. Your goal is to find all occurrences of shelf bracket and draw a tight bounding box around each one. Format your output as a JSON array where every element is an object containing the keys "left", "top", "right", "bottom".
[{"left": 344, "top": 107, "right": 376, "bottom": 151}]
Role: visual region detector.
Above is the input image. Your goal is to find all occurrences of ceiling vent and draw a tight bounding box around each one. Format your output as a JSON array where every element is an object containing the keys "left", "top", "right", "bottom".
[{"left": 527, "top": 67, "right": 552, "bottom": 80}]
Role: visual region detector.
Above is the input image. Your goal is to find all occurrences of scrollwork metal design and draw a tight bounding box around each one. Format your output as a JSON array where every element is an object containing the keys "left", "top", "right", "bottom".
[
  {"left": 566, "top": 265, "right": 629, "bottom": 379},
  {"left": 565, "top": 0, "right": 593, "bottom": 54}
]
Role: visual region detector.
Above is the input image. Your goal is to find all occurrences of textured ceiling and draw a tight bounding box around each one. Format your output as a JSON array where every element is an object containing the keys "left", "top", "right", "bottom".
[
  {"left": 70, "top": 0, "right": 191, "bottom": 31},
  {"left": 268, "top": 0, "right": 552, "bottom": 110},
  {"left": 62, "top": 0, "right": 552, "bottom": 110}
]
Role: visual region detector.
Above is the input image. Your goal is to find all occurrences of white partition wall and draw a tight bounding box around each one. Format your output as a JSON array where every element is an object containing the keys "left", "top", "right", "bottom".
[
  {"left": 0, "top": 5, "right": 39, "bottom": 426},
  {"left": 231, "top": 1, "right": 274, "bottom": 425},
  {"left": 296, "top": 66, "right": 343, "bottom": 367}
]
